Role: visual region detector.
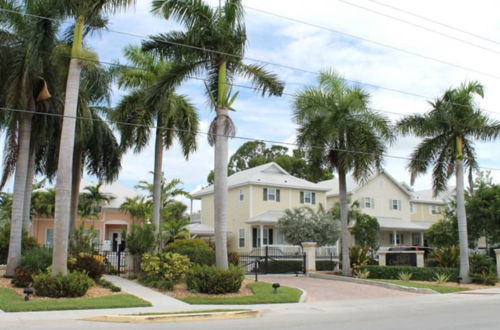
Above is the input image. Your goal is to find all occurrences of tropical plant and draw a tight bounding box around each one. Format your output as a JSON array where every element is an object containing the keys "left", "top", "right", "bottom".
[
  {"left": 277, "top": 205, "right": 340, "bottom": 246},
  {"left": 141, "top": 252, "right": 191, "bottom": 283},
  {"left": 136, "top": 176, "right": 191, "bottom": 209},
  {"left": 433, "top": 272, "right": 451, "bottom": 284},
  {"left": 354, "top": 269, "right": 370, "bottom": 279},
  {"left": 112, "top": 45, "right": 198, "bottom": 236},
  {"left": 426, "top": 217, "right": 459, "bottom": 248},
  {"left": 432, "top": 246, "right": 459, "bottom": 268},
  {"left": 123, "top": 224, "right": 156, "bottom": 272},
  {"left": 31, "top": 188, "right": 56, "bottom": 217},
  {"left": 293, "top": 70, "right": 393, "bottom": 275},
  {"left": 143, "top": 0, "right": 284, "bottom": 268},
  {"left": 120, "top": 195, "right": 151, "bottom": 222},
  {"left": 78, "top": 183, "right": 113, "bottom": 219},
  {"left": 350, "top": 210, "right": 380, "bottom": 251},
  {"left": 397, "top": 81, "right": 500, "bottom": 283},
  {"left": 0, "top": 192, "right": 12, "bottom": 225},
  {"left": 397, "top": 271, "right": 413, "bottom": 282},
  {"left": 166, "top": 239, "right": 215, "bottom": 266},
  {"left": 0, "top": 0, "right": 60, "bottom": 277},
  {"left": 68, "top": 225, "right": 98, "bottom": 255},
  {"left": 50, "top": 0, "right": 135, "bottom": 276},
  {"left": 349, "top": 246, "right": 372, "bottom": 275}
]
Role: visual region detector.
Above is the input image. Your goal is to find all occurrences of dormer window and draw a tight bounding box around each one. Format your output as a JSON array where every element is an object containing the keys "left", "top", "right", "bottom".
[
  {"left": 300, "top": 191, "right": 316, "bottom": 204},
  {"left": 263, "top": 188, "right": 280, "bottom": 202}
]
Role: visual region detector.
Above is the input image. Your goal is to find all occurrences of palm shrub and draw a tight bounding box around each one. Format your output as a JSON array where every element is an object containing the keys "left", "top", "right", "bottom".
[
  {"left": 434, "top": 273, "right": 451, "bottom": 284},
  {"left": 69, "top": 225, "right": 98, "bottom": 255},
  {"left": 186, "top": 264, "right": 244, "bottom": 294},
  {"left": 166, "top": 239, "right": 215, "bottom": 265},
  {"left": 469, "top": 254, "right": 497, "bottom": 285},
  {"left": 123, "top": 224, "right": 156, "bottom": 273},
  {"left": 349, "top": 246, "right": 372, "bottom": 275},
  {"left": 432, "top": 246, "right": 459, "bottom": 268},
  {"left": 68, "top": 253, "right": 105, "bottom": 280},
  {"left": 397, "top": 272, "right": 413, "bottom": 282},
  {"left": 0, "top": 224, "right": 38, "bottom": 265},
  {"left": 32, "top": 271, "right": 93, "bottom": 298},
  {"left": 12, "top": 247, "right": 52, "bottom": 287}
]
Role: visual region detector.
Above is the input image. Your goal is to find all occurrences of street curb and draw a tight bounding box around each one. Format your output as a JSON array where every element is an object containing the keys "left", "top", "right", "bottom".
[
  {"left": 308, "top": 272, "right": 438, "bottom": 294},
  {"left": 82, "top": 309, "right": 260, "bottom": 323}
]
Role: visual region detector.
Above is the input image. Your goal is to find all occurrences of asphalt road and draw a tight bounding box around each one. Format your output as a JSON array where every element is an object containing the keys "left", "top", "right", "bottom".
[{"left": 2, "top": 292, "right": 499, "bottom": 330}]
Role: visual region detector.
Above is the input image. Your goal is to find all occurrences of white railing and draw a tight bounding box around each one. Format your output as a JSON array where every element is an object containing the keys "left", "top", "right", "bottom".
[{"left": 251, "top": 244, "right": 338, "bottom": 257}]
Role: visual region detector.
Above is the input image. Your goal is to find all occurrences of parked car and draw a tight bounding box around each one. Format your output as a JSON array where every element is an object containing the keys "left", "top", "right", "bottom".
[{"left": 388, "top": 246, "right": 434, "bottom": 257}]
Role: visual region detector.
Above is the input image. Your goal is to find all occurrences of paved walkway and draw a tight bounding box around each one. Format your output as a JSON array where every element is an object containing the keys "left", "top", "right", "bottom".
[
  {"left": 103, "top": 275, "right": 189, "bottom": 309},
  {"left": 256, "top": 275, "right": 418, "bottom": 302}
]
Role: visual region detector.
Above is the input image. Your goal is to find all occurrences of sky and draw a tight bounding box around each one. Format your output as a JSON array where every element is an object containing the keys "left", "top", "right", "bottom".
[{"left": 4, "top": 0, "right": 500, "bottom": 212}]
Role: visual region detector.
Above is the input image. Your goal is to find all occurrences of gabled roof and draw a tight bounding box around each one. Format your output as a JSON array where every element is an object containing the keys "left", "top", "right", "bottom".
[
  {"left": 246, "top": 210, "right": 286, "bottom": 224},
  {"left": 411, "top": 188, "right": 454, "bottom": 205},
  {"left": 79, "top": 180, "right": 141, "bottom": 209},
  {"left": 192, "top": 162, "right": 329, "bottom": 198},
  {"left": 317, "top": 171, "right": 412, "bottom": 197}
]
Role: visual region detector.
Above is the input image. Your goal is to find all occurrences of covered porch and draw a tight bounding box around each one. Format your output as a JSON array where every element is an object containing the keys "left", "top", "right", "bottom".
[
  {"left": 376, "top": 218, "right": 434, "bottom": 247},
  {"left": 246, "top": 210, "right": 290, "bottom": 251},
  {"left": 103, "top": 219, "right": 128, "bottom": 252}
]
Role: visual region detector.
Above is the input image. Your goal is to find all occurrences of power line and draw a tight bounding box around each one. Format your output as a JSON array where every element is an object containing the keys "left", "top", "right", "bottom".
[
  {"left": 243, "top": 5, "right": 500, "bottom": 80},
  {"left": 3, "top": 7, "right": 500, "bottom": 118},
  {"left": 1, "top": 105, "right": 500, "bottom": 172},
  {"left": 365, "top": 0, "right": 500, "bottom": 47},
  {"left": 338, "top": 0, "right": 500, "bottom": 56}
]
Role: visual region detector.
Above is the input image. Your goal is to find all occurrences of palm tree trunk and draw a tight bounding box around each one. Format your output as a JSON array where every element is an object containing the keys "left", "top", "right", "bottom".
[
  {"left": 69, "top": 145, "right": 83, "bottom": 232},
  {"left": 52, "top": 16, "right": 84, "bottom": 275},
  {"left": 214, "top": 107, "right": 229, "bottom": 270},
  {"left": 456, "top": 158, "right": 471, "bottom": 283},
  {"left": 5, "top": 113, "right": 32, "bottom": 277},
  {"left": 338, "top": 168, "right": 351, "bottom": 276},
  {"left": 22, "top": 149, "right": 35, "bottom": 234},
  {"left": 152, "top": 113, "right": 164, "bottom": 239}
]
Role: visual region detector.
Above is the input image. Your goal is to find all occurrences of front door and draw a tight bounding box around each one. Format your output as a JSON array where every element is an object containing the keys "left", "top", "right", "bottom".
[
  {"left": 109, "top": 230, "right": 125, "bottom": 252},
  {"left": 252, "top": 227, "right": 274, "bottom": 248}
]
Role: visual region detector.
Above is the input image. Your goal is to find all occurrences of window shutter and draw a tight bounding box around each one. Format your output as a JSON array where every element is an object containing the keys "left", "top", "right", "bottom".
[
  {"left": 269, "top": 229, "right": 274, "bottom": 245},
  {"left": 263, "top": 188, "right": 267, "bottom": 201},
  {"left": 312, "top": 192, "right": 316, "bottom": 204},
  {"left": 276, "top": 189, "right": 280, "bottom": 202},
  {"left": 371, "top": 198, "right": 374, "bottom": 209},
  {"left": 300, "top": 191, "right": 304, "bottom": 203},
  {"left": 389, "top": 200, "right": 393, "bottom": 210}
]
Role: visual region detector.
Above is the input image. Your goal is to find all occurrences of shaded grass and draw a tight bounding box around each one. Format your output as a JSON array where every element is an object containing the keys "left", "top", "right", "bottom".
[
  {"left": 180, "top": 282, "right": 302, "bottom": 305},
  {"left": 373, "top": 280, "right": 471, "bottom": 294},
  {"left": 0, "top": 288, "right": 151, "bottom": 312}
]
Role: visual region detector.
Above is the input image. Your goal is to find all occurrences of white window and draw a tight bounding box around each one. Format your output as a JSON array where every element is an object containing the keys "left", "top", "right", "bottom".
[
  {"left": 300, "top": 191, "right": 316, "bottom": 204},
  {"left": 409, "top": 202, "right": 416, "bottom": 214},
  {"left": 45, "top": 228, "right": 54, "bottom": 246},
  {"left": 239, "top": 189, "right": 244, "bottom": 201},
  {"left": 239, "top": 228, "right": 245, "bottom": 248},
  {"left": 390, "top": 233, "right": 404, "bottom": 245},
  {"left": 263, "top": 188, "right": 280, "bottom": 202},
  {"left": 429, "top": 205, "right": 440, "bottom": 215},
  {"left": 412, "top": 233, "right": 422, "bottom": 246},
  {"left": 390, "top": 199, "right": 401, "bottom": 211},
  {"left": 362, "top": 197, "right": 374, "bottom": 209}
]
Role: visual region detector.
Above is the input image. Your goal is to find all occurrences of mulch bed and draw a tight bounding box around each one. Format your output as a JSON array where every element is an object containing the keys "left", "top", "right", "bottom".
[{"left": 156, "top": 279, "right": 254, "bottom": 299}]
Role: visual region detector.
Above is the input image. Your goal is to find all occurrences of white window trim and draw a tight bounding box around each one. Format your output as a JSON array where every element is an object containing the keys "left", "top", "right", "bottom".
[
  {"left": 409, "top": 202, "right": 416, "bottom": 215},
  {"left": 238, "top": 228, "right": 245, "bottom": 248},
  {"left": 429, "top": 205, "right": 440, "bottom": 215},
  {"left": 362, "top": 197, "right": 374, "bottom": 209},
  {"left": 239, "top": 188, "right": 244, "bottom": 201},
  {"left": 303, "top": 191, "right": 312, "bottom": 204},
  {"left": 45, "top": 227, "right": 54, "bottom": 246},
  {"left": 265, "top": 187, "right": 279, "bottom": 202},
  {"left": 390, "top": 199, "right": 401, "bottom": 211}
]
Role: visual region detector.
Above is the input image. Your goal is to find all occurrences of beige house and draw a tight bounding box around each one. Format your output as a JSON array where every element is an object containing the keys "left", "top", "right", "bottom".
[
  {"left": 191, "top": 162, "right": 330, "bottom": 253},
  {"left": 318, "top": 172, "right": 452, "bottom": 248},
  {"left": 31, "top": 180, "right": 144, "bottom": 252}
]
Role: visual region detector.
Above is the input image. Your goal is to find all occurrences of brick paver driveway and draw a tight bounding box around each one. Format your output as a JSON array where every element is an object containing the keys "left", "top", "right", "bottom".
[{"left": 257, "top": 275, "right": 418, "bottom": 302}]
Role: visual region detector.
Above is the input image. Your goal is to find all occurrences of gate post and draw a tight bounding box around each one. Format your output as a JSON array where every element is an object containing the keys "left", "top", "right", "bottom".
[
  {"left": 264, "top": 246, "right": 269, "bottom": 273},
  {"left": 117, "top": 245, "right": 121, "bottom": 276},
  {"left": 495, "top": 249, "right": 500, "bottom": 279},
  {"left": 302, "top": 242, "right": 317, "bottom": 273}
]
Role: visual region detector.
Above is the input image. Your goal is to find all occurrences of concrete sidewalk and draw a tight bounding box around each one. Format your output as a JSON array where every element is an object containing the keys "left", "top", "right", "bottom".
[{"left": 102, "top": 275, "right": 189, "bottom": 309}]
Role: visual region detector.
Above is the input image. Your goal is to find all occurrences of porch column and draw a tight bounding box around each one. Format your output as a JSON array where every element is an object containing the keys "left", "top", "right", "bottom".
[
  {"left": 259, "top": 224, "right": 264, "bottom": 248},
  {"left": 393, "top": 230, "right": 397, "bottom": 246},
  {"left": 302, "top": 242, "right": 317, "bottom": 272},
  {"left": 420, "top": 232, "right": 424, "bottom": 246}
]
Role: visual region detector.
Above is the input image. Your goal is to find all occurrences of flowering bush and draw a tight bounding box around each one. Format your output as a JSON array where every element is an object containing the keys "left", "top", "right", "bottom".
[{"left": 140, "top": 252, "right": 191, "bottom": 283}]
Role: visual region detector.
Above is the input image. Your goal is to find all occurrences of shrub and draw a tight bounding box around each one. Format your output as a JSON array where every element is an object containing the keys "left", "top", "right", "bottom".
[
  {"left": 228, "top": 252, "right": 240, "bottom": 266},
  {"left": 166, "top": 239, "right": 215, "bottom": 265},
  {"left": 432, "top": 246, "right": 459, "bottom": 268},
  {"left": 33, "top": 271, "right": 94, "bottom": 298},
  {"left": 355, "top": 269, "right": 370, "bottom": 279},
  {"left": 434, "top": 273, "right": 451, "bottom": 284},
  {"left": 11, "top": 247, "right": 52, "bottom": 287},
  {"left": 124, "top": 224, "right": 156, "bottom": 273},
  {"left": 186, "top": 264, "right": 244, "bottom": 294},
  {"left": 316, "top": 260, "right": 338, "bottom": 271},
  {"left": 96, "top": 278, "right": 121, "bottom": 292},
  {"left": 361, "top": 265, "right": 458, "bottom": 282},
  {"left": 260, "top": 260, "right": 303, "bottom": 273},
  {"left": 0, "top": 224, "right": 39, "bottom": 264},
  {"left": 68, "top": 253, "right": 105, "bottom": 280},
  {"left": 350, "top": 246, "right": 371, "bottom": 274},
  {"left": 141, "top": 252, "right": 191, "bottom": 283},
  {"left": 69, "top": 225, "right": 98, "bottom": 255},
  {"left": 398, "top": 272, "right": 413, "bottom": 282},
  {"left": 469, "top": 254, "right": 497, "bottom": 285},
  {"left": 138, "top": 275, "right": 174, "bottom": 291}
]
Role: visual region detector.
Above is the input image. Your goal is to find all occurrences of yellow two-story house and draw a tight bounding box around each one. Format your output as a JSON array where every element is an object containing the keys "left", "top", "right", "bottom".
[
  {"left": 191, "top": 162, "right": 330, "bottom": 253},
  {"left": 318, "top": 171, "right": 452, "bottom": 248}
]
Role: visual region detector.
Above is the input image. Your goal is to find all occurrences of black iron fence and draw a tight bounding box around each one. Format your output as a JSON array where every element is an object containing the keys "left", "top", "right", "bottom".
[{"left": 239, "top": 246, "right": 306, "bottom": 274}]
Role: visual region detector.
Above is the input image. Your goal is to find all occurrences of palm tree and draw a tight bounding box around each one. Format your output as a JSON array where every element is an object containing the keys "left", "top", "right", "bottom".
[
  {"left": 120, "top": 195, "right": 151, "bottom": 223},
  {"left": 143, "top": 0, "right": 284, "bottom": 268},
  {"left": 51, "top": 1, "right": 134, "bottom": 275},
  {"left": 112, "top": 45, "right": 198, "bottom": 236},
  {"left": 78, "top": 183, "right": 113, "bottom": 219},
  {"left": 0, "top": 0, "right": 60, "bottom": 276},
  {"left": 31, "top": 188, "right": 56, "bottom": 218},
  {"left": 136, "top": 175, "right": 191, "bottom": 209},
  {"left": 293, "top": 70, "right": 393, "bottom": 276},
  {"left": 397, "top": 81, "right": 500, "bottom": 283}
]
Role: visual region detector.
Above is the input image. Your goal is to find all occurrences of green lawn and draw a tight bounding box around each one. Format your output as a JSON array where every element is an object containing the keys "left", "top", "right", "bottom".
[
  {"left": 373, "top": 280, "right": 471, "bottom": 294},
  {"left": 0, "top": 288, "right": 151, "bottom": 312},
  {"left": 180, "top": 282, "right": 302, "bottom": 305}
]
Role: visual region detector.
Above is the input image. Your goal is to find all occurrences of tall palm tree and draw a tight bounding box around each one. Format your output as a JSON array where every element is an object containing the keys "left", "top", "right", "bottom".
[
  {"left": 397, "top": 81, "right": 500, "bottom": 283},
  {"left": 78, "top": 183, "right": 113, "bottom": 219},
  {"left": 112, "top": 45, "right": 198, "bottom": 235},
  {"left": 0, "top": 0, "right": 60, "bottom": 276},
  {"left": 136, "top": 175, "right": 191, "bottom": 209},
  {"left": 51, "top": 0, "right": 134, "bottom": 275},
  {"left": 120, "top": 195, "right": 151, "bottom": 223},
  {"left": 293, "top": 70, "right": 393, "bottom": 276},
  {"left": 143, "top": 0, "right": 284, "bottom": 268}
]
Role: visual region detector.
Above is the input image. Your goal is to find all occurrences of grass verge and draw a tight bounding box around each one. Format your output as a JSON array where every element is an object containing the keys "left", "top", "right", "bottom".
[
  {"left": 0, "top": 288, "right": 151, "bottom": 312},
  {"left": 373, "top": 280, "right": 471, "bottom": 293},
  {"left": 180, "top": 282, "right": 302, "bottom": 305},
  {"left": 130, "top": 309, "right": 249, "bottom": 316}
]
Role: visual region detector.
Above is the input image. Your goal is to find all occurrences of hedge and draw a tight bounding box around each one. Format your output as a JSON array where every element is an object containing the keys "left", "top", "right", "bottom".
[
  {"left": 260, "top": 260, "right": 303, "bottom": 273},
  {"left": 186, "top": 265, "right": 244, "bottom": 294},
  {"left": 361, "top": 265, "right": 458, "bottom": 282},
  {"left": 316, "top": 260, "right": 338, "bottom": 271}
]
